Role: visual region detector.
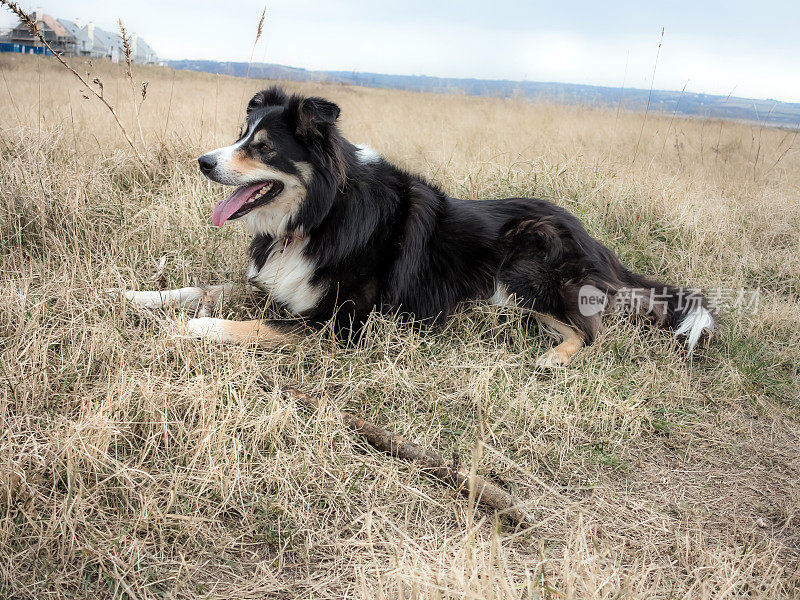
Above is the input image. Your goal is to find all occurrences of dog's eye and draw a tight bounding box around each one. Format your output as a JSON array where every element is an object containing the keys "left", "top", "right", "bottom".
[{"left": 252, "top": 141, "right": 273, "bottom": 153}]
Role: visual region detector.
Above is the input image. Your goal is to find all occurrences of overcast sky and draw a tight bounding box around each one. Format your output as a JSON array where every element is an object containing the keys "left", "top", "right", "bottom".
[{"left": 3, "top": 1, "right": 799, "bottom": 102}]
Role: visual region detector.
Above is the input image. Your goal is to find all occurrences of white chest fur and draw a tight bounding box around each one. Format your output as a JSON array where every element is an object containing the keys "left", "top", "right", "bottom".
[{"left": 247, "top": 238, "right": 323, "bottom": 315}]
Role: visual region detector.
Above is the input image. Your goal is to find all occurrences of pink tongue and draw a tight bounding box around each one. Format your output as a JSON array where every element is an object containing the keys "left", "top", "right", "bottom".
[{"left": 211, "top": 182, "right": 266, "bottom": 226}]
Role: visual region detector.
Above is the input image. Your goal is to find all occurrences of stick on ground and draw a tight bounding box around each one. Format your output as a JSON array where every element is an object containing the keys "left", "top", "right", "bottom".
[{"left": 273, "top": 382, "right": 536, "bottom": 527}]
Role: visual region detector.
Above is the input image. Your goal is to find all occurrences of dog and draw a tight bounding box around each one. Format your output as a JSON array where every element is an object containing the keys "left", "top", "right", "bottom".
[{"left": 119, "top": 86, "right": 715, "bottom": 367}]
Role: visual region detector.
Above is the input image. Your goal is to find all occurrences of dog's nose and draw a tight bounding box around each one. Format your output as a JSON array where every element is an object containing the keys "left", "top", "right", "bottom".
[{"left": 198, "top": 154, "right": 217, "bottom": 174}]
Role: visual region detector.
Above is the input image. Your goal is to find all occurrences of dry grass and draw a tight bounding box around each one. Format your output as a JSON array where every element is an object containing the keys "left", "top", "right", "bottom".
[{"left": 1, "top": 52, "right": 799, "bottom": 599}]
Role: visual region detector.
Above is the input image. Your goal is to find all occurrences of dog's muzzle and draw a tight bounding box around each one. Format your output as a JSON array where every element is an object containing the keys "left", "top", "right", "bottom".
[{"left": 198, "top": 154, "right": 218, "bottom": 175}]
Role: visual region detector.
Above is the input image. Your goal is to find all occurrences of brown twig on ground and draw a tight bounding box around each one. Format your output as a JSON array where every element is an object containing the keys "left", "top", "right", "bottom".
[
  {"left": 0, "top": 0, "right": 146, "bottom": 166},
  {"left": 152, "top": 255, "right": 168, "bottom": 291},
  {"left": 196, "top": 289, "right": 214, "bottom": 318},
  {"left": 275, "top": 382, "right": 536, "bottom": 527}
]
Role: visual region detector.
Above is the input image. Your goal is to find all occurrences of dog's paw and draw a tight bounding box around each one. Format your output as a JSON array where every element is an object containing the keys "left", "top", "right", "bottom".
[
  {"left": 108, "top": 288, "right": 170, "bottom": 309},
  {"left": 534, "top": 348, "right": 570, "bottom": 370},
  {"left": 179, "top": 317, "right": 229, "bottom": 343}
]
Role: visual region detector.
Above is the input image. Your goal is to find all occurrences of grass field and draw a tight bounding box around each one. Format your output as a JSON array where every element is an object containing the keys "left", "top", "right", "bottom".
[{"left": 1, "top": 51, "right": 799, "bottom": 599}]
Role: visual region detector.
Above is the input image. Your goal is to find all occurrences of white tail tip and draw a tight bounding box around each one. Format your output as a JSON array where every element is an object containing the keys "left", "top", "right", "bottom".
[{"left": 675, "top": 306, "right": 715, "bottom": 353}]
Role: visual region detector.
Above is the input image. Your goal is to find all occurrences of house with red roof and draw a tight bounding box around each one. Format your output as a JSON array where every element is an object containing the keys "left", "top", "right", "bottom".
[{"left": 0, "top": 7, "right": 158, "bottom": 63}]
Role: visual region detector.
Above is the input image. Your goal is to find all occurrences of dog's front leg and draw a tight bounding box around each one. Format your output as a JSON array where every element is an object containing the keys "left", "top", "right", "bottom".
[
  {"left": 112, "top": 284, "right": 236, "bottom": 310},
  {"left": 182, "top": 317, "right": 302, "bottom": 345},
  {"left": 533, "top": 312, "right": 587, "bottom": 368}
]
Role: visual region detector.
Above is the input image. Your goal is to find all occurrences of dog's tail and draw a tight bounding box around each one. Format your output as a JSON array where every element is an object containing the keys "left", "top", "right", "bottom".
[
  {"left": 615, "top": 271, "right": 715, "bottom": 353},
  {"left": 586, "top": 268, "right": 715, "bottom": 354}
]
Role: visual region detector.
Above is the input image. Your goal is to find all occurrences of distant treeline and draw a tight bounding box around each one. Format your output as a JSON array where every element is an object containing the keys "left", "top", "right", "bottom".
[{"left": 166, "top": 59, "right": 800, "bottom": 129}]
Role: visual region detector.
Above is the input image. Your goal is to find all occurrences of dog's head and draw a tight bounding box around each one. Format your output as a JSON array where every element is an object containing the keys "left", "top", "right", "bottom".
[{"left": 198, "top": 86, "right": 343, "bottom": 228}]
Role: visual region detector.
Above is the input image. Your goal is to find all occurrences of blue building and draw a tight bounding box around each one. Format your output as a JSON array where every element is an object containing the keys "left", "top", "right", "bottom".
[{"left": 0, "top": 8, "right": 157, "bottom": 63}]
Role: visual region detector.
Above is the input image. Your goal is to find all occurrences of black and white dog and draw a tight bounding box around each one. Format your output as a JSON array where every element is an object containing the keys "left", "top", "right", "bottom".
[{"left": 121, "top": 86, "right": 714, "bottom": 367}]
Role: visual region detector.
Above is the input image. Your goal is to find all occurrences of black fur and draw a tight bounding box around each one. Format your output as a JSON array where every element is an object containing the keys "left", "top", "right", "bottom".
[{"left": 229, "top": 87, "right": 713, "bottom": 351}]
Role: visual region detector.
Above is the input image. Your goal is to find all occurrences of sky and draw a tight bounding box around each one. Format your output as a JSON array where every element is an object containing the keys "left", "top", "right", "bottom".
[{"left": 2, "top": 1, "right": 800, "bottom": 103}]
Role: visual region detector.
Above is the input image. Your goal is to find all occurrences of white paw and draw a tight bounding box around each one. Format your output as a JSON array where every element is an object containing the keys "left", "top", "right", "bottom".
[
  {"left": 535, "top": 348, "right": 568, "bottom": 370},
  {"left": 108, "top": 288, "right": 169, "bottom": 309},
  {"left": 180, "top": 317, "right": 229, "bottom": 343}
]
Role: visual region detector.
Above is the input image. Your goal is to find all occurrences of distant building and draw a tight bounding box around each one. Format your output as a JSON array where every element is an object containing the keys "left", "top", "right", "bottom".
[
  {"left": 0, "top": 8, "right": 66, "bottom": 55},
  {"left": 0, "top": 7, "right": 158, "bottom": 63},
  {"left": 85, "top": 23, "right": 120, "bottom": 62},
  {"left": 56, "top": 17, "right": 92, "bottom": 55}
]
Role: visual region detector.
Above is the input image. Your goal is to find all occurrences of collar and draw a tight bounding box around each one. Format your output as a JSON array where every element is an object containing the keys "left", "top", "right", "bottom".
[{"left": 280, "top": 231, "right": 305, "bottom": 253}]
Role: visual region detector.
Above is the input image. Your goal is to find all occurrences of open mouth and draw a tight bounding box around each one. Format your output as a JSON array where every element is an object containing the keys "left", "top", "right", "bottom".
[{"left": 211, "top": 180, "right": 284, "bottom": 226}]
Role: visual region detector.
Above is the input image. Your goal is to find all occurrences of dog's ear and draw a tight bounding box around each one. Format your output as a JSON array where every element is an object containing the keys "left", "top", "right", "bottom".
[
  {"left": 247, "top": 86, "right": 288, "bottom": 114},
  {"left": 288, "top": 96, "right": 341, "bottom": 139}
]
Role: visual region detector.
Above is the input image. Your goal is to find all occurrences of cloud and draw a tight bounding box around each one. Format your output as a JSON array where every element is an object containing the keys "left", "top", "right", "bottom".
[
  {"left": 2, "top": 1, "right": 798, "bottom": 102},
  {"left": 513, "top": 32, "right": 800, "bottom": 101}
]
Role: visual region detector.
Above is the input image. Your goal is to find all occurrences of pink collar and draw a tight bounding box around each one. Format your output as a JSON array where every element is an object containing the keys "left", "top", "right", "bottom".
[{"left": 280, "top": 231, "right": 305, "bottom": 253}]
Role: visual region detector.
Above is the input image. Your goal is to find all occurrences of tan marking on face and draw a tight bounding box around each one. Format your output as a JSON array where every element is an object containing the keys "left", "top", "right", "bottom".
[
  {"left": 253, "top": 129, "right": 271, "bottom": 144},
  {"left": 228, "top": 150, "right": 264, "bottom": 175}
]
